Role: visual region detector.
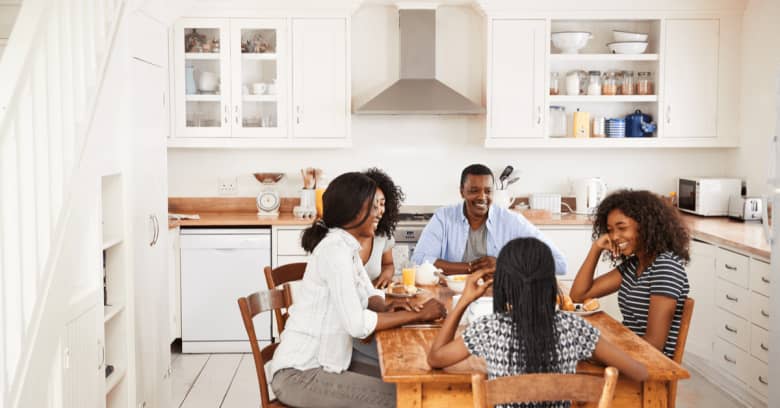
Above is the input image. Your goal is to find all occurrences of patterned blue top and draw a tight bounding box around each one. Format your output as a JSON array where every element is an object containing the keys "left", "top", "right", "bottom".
[
  {"left": 410, "top": 202, "right": 567, "bottom": 275},
  {"left": 463, "top": 311, "right": 600, "bottom": 408}
]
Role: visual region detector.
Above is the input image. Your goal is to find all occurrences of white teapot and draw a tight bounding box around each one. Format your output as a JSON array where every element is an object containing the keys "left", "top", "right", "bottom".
[{"left": 415, "top": 261, "right": 441, "bottom": 285}]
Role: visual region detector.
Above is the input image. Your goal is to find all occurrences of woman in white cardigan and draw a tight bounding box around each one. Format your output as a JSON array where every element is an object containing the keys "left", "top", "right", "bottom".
[{"left": 269, "top": 172, "right": 446, "bottom": 408}]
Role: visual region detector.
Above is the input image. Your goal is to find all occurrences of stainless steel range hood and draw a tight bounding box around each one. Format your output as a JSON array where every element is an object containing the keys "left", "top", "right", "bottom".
[{"left": 354, "top": 8, "right": 485, "bottom": 115}]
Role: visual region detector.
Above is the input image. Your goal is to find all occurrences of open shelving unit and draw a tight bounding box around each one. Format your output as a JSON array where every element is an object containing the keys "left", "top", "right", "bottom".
[
  {"left": 548, "top": 19, "right": 661, "bottom": 142},
  {"left": 100, "top": 174, "right": 133, "bottom": 407}
]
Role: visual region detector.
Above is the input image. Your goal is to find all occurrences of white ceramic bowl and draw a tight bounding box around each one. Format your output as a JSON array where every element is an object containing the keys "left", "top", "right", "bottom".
[
  {"left": 612, "top": 30, "right": 649, "bottom": 42},
  {"left": 551, "top": 32, "right": 593, "bottom": 54},
  {"left": 444, "top": 274, "right": 469, "bottom": 293},
  {"left": 607, "top": 41, "right": 648, "bottom": 54},
  {"left": 466, "top": 297, "right": 493, "bottom": 323}
]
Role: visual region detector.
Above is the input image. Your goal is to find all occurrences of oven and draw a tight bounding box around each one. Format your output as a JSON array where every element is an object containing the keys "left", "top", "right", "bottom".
[{"left": 392, "top": 205, "right": 437, "bottom": 266}]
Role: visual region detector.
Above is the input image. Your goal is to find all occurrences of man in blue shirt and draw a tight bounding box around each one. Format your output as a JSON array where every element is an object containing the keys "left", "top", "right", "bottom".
[{"left": 411, "top": 164, "right": 567, "bottom": 275}]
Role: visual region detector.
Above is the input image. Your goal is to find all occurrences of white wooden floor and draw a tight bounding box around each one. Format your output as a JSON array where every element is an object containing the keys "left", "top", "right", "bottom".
[{"left": 170, "top": 352, "right": 746, "bottom": 408}]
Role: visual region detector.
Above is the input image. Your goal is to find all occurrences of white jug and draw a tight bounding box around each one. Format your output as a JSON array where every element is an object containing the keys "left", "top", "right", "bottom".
[
  {"left": 416, "top": 261, "right": 441, "bottom": 285},
  {"left": 574, "top": 178, "right": 607, "bottom": 215}
]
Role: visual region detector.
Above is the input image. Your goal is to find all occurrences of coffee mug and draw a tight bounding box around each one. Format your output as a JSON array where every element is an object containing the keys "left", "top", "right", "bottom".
[{"left": 252, "top": 83, "right": 267, "bottom": 95}]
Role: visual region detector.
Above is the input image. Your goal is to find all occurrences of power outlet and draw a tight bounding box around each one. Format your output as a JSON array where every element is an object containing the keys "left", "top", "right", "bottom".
[{"left": 218, "top": 177, "right": 238, "bottom": 195}]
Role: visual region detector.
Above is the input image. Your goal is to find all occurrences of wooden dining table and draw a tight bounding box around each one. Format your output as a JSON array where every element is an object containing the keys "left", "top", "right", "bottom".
[{"left": 376, "top": 284, "right": 690, "bottom": 408}]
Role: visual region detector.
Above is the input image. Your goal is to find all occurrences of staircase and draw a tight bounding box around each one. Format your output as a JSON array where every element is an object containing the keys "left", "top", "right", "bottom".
[{"left": 0, "top": 0, "right": 126, "bottom": 406}]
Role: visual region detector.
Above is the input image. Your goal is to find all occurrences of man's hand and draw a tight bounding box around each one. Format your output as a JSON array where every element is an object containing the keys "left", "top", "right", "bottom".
[{"left": 467, "top": 256, "right": 496, "bottom": 273}]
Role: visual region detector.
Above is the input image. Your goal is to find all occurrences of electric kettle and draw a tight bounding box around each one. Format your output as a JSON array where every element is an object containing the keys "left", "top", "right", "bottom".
[{"left": 573, "top": 178, "right": 607, "bottom": 215}]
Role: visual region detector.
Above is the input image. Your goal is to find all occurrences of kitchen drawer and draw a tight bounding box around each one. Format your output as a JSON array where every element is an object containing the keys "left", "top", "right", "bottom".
[
  {"left": 275, "top": 228, "right": 307, "bottom": 256},
  {"left": 715, "top": 309, "right": 749, "bottom": 351},
  {"left": 691, "top": 239, "right": 716, "bottom": 257},
  {"left": 750, "top": 324, "right": 769, "bottom": 363},
  {"left": 275, "top": 255, "right": 309, "bottom": 268},
  {"left": 714, "top": 337, "right": 749, "bottom": 383},
  {"left": 716, "top": 248, "right": 749, "bottom": 288},
  {"left": 747, "top": 355, "right": 769, "bottom": 398},
  {"left": 749, "top": 258, "right": 771, "bottom": 297},
  {"left": 750, "top": 292, "right": 770, "bottom": 330},
  {"left": 715, "top": 278, "right": 749, "bottom": 319}
]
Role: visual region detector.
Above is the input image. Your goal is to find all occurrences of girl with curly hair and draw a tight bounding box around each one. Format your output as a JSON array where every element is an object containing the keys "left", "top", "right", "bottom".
[
  {"left": 360, "top": 168, "right": 405, "bottom": 289},
  {"left": 570, "top": 189, "right": 690, "bottom": 358}
]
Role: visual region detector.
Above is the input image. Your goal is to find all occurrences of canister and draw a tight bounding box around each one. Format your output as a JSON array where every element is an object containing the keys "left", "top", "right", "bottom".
[
  {"left": 592, "top": 116, "right": 606, "bottom": 137},
  {"left": 572, "top": 109, "right": 590, "bottom": 138}
]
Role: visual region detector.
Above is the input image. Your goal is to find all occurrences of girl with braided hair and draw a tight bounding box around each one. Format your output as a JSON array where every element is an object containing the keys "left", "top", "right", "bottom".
[{"left": 428, "top": 237, "right": 646, "bottom": 407}]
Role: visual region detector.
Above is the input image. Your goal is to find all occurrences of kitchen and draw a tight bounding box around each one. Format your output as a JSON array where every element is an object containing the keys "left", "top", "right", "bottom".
[{"left": 0, "top": 0, "right": 778, "bottom": 407}]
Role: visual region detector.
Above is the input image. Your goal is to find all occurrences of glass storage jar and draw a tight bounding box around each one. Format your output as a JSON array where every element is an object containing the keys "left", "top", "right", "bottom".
[
  {"left": 637, "top": 71, "right": 654, "bottom": 95},
  {"left": 621, "top": 71, "right": 635, "bottom": 95},
  {"left": 601, "top": 71, "right": 618, "bottom": 95},
  {"left": 587, "top": 70, "right": 602, "bottom": 95},
  {"left": 550, "top": 72, "right": 560, "bottom": 95},
  {"left": 549, "top": 105, "right": 567, "bottom": 137}
]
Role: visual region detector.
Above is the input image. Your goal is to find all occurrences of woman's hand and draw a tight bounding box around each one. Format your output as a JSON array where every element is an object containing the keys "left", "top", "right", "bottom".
[
  {"left": 460, "top": 269, "right": 493, "bottom": 304},
  {"left": 417, "top": 299, "right": 447, "bottom": 322},
  {"left": 594, "top": 234, "right": 619, "bottom": 259},
  {"left": 385, "top": 298, "right": 422, "bottom": 312},
  {"left": 373, "top": 269, "right": 394, "bottom": 289}
]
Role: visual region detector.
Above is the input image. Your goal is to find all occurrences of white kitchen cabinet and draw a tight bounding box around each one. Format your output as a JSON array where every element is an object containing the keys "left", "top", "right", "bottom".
[
  {"left": 272, "top": 225, "right": 308, "bottom": 267},
  {"left": 291, "top": 18, "right": 348, "bottom": 141},
  {"left": 170, "top": 17, "right": 350, "bottom": 148},
  {"left": 487, "top": 19, "right": 546, "bottom": 140},
  {"left": 129, "top": 57, "right": 171, "bottom": 408},
  {"left": 539, "top": 226, "right": 620, "bottom": 320},
  {"left": 63, "top": 305, "right": 102, "bottom": 408},
  {"left": 168, "top": 226, "right": 181, "bottom": 342},
  {"left": 685, "top": 239, "right": 716, "bottom": 360},
  {"left": 662, "top": 19, "right": 719, "bottom": 139}
]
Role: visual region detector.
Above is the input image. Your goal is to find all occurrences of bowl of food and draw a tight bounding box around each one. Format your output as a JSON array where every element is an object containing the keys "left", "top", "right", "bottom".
[
  {"left": 607, "top": 41, "right": 648, "bottom": 54},
  {"left": 612, "top": 30, "right": 648, "bottom": 42},
  {"left": 551, "top": 31, "right": 593, "bottom": 54},
  {"left": 444, "top": 274, "right": 469, "bottom": 293}
]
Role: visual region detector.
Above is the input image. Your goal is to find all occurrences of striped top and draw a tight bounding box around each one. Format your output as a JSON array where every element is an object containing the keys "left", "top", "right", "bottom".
[{"left": 617, "top": 251, "right": 689, "bottom": 358}]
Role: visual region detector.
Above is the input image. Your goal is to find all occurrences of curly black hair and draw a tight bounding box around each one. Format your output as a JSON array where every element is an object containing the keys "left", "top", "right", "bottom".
[
  {"left": 363, "top": 168, "right": 405, "bottom": 238},
  {"left": 593, "top": 189, "right": 690, "bottom": 264}
]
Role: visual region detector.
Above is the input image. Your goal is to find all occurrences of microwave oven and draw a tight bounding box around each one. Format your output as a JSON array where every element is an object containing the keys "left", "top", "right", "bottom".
[{"left": 677, "top": 177, "right": 742, "bottom": 216}]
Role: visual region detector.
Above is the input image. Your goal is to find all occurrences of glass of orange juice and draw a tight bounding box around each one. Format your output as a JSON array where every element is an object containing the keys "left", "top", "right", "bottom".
[{"left": 402, "top": 265, "right": 416, "bottom": 291}]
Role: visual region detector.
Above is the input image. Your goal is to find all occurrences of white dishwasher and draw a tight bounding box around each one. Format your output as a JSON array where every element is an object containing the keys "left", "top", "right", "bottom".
[{"left": 180, "top": 228, "right": 271, "bottom": 353}]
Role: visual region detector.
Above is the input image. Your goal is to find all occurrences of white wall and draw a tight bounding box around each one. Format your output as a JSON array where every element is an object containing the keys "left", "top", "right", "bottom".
[
  {"left": 168, "top": 5, "right": 736, "bottom": 205},
  {"left": 730, "top": 0, "right": 780, "bottom": 196}
]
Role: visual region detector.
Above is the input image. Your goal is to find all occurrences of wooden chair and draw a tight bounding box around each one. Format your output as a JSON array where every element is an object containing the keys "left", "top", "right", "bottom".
[
  {"left": 669, "top": 297, "right": 695, "bottom": 408},
  {"left": 471, "top": 367, "right": 619, "bottom": 408},
  {"left": 237, "top": 285, "right": 294, "bottom": 408},
  {"left": 263, "top": 263, "right": 306, "bottom": 333}
]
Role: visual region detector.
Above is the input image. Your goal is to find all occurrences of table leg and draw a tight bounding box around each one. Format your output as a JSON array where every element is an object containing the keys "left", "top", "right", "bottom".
[{"left": 397, "top": 382, "right": 422, "bottom": 408}]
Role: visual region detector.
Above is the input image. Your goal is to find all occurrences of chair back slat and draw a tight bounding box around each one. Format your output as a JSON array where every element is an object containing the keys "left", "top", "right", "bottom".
[
  {"left": 472, "top": 367, "right": 618, "bottom": 408},
  {"left": 238, "top": 285, "right": 293, "bottom": 408},
  {"left": 263, "top": 263, "right": 306, "bottom": 333}
]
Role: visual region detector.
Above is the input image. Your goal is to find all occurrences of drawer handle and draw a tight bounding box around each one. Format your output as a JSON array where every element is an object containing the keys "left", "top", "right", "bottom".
[
  {"left": 761, "top": 276, "right": 770, "bottom": 284},
  {"left": 759, "top": 376, "right": 768, "bottom": 385},
  {"left": 725, "top": 264, "right": 738, "bottom": 271},
  {"left": 761, "top": 343, "right": 769, "bottom": 352},
  {"left": 761, "top": 309, "right": 770, "bottom": 318},
  {"left": 723, "top": 354, "right": 737, "bottom": 364},
  {"left": 725, "top": 294, "right": 739, "bottom": 302},
  {"left": 724, "top": 324, "right": 738, "bottom": 333}
]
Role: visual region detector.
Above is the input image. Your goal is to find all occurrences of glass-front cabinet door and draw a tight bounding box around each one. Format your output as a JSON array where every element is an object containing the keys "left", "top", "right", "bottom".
[
  {"left": 174, "top": 20, "right": 231, "bottom": 138},
  {"left": 230, "top": 19, "right": 287, "bottom": 138}
]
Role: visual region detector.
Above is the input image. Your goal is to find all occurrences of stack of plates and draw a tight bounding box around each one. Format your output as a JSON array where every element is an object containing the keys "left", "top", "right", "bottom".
[{"left": 606, "top": 118, "right": 626, "bottom": 138}]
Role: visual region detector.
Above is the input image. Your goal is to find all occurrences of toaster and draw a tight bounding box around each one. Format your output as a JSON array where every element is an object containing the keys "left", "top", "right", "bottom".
[{"left": 728, "top": 196, "right": 763, "bottom": 221}]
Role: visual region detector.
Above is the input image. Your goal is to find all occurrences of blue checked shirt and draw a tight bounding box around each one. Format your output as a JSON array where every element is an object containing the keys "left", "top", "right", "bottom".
[{"left": 411, "top": 202, "right": 567, "bottom": 275}]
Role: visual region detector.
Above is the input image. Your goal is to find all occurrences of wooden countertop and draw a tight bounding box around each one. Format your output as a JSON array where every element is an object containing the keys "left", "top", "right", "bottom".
[
  {"left": 167, "top": 198, "right": 771, "bottom": 258},
  {"left": 680, "top": 213, "right": 770, "bottom": 259}
]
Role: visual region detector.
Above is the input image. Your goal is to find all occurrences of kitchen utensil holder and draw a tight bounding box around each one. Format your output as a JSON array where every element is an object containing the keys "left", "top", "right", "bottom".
[{"left": 300, "top": 189, "right": 316, "bottom": 212}]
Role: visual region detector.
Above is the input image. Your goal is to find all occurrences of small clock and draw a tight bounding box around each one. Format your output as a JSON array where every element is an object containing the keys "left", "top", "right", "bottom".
[{"left": 256, "top": 190, "right": 280, "bottom": 216}]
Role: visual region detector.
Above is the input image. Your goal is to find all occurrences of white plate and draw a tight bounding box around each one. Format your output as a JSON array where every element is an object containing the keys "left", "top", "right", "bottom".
[{"left": 385, "top": 286, "right": 429, "bottom": 298}]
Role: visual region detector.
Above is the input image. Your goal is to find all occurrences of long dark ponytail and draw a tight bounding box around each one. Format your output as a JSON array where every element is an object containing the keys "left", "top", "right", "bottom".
[
  {"left": 301, "top": 172, "right": 377, "bottom": 253},
  {"left": 493, "top": 238, "right": 560, "bottom": 377}
]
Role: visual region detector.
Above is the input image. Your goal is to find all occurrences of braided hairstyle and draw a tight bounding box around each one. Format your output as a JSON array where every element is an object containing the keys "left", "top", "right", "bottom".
[{"left": 493, "top": 238, "right": 561, "bottom": 380}]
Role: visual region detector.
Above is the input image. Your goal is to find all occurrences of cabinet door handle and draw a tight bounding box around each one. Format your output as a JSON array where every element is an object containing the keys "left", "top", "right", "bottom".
[
  {"left": 725, "top": 294, "right": 739, "bottom": 302},
  {"left": 759, "top": 376, "right": 769, "bottom": 385},
  {"left": 723, "top": 354, "right": 736, "bottom": 364},
  {"left": 761, "top": 276, "right": 770, "bottom": 284},
  {"left": 761, "top": 309, "right": 770, "bottom": 318},
  {"left": 724, "top": 324, "right": 738, "bottom": 333},
  {"left": 150, "top": 215, "right": 159, "bottom": 247},
  {"left": 296, "top": 105, "right": 303, "bottom": 124},
  {"left": 666, "top": 105, "right": 671, "bottom": 124},
  {"left": 235, "top": 105, "right": 239, "bottom": 125},
  {"left": 761, "top": 342, "right": 769, "bottom": 352},
  {"left": 536, "top": 106, "right": 542, "bottom": 125},
  {"left": 724, "top": 264, "right": 737, "bottom": 271},
  {"left": 224, "top": 105, "right": 228, "bottom": 124}
]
